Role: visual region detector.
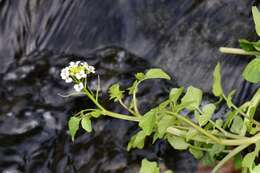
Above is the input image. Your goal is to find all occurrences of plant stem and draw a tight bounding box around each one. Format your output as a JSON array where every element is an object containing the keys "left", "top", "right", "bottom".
[
  {"left": 219, "top": 47, "right": 260, "bottom": 56},
  {"left": 83, "top": 88, "right": 140, "bottom": 122},
  {"left": 119, "top": 99, "right": 139, "bottom": 116},
  {"left": 212, "top": 144, "right": 250, "bottom": 173},
  {"left": 166, "top": 111, "right": 221, "bottom": 143}
]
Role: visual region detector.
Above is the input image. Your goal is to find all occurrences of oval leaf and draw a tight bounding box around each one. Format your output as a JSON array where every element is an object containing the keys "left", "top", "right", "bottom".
[
  {"left": 167, "top": 135, "right": 189, "bottom": 150},
  {"left": 139, "top": 109, "right": 156, "bottom": 135},
  {"left": 81, "top": 117, "right": 92, "bottom": 133},
  {"left": 212, "top": 63, "right": 223, "bottom": 97},
  {"left": 140, "top": 159, "right": 160, "bottom": 173},
  {"left": 181, "top": 86, "right": 202, "bottom": 110},
  {"left": 242, "top": 58, "right": 260, "bottom": 83},
  {"left": 144, "top": 68, "right": 171, "bottom": 80},
  {"left": 252, "top": 6, "right": 260, "bottom": 37},
  {"left": 68, "top": 116, "right": 81, "bottom": 141}
]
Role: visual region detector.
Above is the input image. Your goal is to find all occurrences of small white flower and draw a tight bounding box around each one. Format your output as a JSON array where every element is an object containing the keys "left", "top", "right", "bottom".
[
  {"left": 65, "top": 77, "right": 73, "bottom": 83},
  {"left": 74, "top": 83, "right": 84, "bottom": 92},
  {"left": 75, "top": 70, "right": 87, "bottom": 79},
  {"left": 60, "top": 67, "right": 70, "bottom": 80},
  {"left": 88, "top": 65, "right": 95, "bottom": 74}
]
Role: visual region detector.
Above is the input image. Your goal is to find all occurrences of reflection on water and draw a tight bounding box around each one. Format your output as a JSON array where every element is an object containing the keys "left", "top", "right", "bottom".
[{"left": 0, "top": 0, "right": 258, "bottom": 172}]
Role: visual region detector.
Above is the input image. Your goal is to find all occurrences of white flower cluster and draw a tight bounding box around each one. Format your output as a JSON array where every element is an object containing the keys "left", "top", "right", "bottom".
[{"left": 60, "top": 61, "right": 95, "bottom": 92}]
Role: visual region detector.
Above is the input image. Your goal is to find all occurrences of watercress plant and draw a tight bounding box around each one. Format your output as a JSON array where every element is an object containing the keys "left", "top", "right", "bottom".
[
  {"left": 220, "top": 6, "right": 260, "bottom": 83},
  {"left": 61, "top": 60, "right": 260, "bottom": 173}
]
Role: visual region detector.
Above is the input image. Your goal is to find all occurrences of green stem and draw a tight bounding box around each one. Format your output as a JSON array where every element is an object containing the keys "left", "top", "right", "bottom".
[
  {"left": 119, "top": 99, "right": 139, "bottom": 116},
  {"left": 189, "top": 144, "right": 230, "bottom": 153},
  {"left": 83, "top": 88, "right": 140, "bottom": 122},
  {"left": 212, "top": 144, "right": 250, "bottom": 173},
  {"left": 219, "top": 47, "right": 260, "bottom": 56},
  {"left": 166, "top": 111, "right": 221, "bottom": 143},
  {"left": 222, "top": 95, "right": 260, "bottom": 128}
]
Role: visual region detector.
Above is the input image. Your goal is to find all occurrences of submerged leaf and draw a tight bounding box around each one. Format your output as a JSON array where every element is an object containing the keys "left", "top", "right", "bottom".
[{"left": 243, "top": 58, "right": 260, "bottom": 83}]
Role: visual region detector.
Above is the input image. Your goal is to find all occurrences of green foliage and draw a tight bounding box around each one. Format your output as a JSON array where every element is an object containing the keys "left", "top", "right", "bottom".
[
  {"left": 242, "top": 152, "right": 256, "bottom": 169},
  {"left": 143, "top": 68, "right": 171, "bottom": 80},
  {"left": 64, "top": 59, "right": 260, "bottom": 172},
  {"left": 68, "top": 116, "right": 81, "bottom": 141},
  {"left": 81, "top": 117, "right": 92, "bottom": 133},
  {"left": 242, "top": 58, "right": 260, "bottom": 83},
  {"left": 139, "top": 159, "right": 159, "bottom": 173},
  {"left": 139, "top": 109, "right": 156, "bottom": 135},
  {"left": 127, "top": 131, "right": 147, "bottom": 150},
  {"left": 181, "top": 86, "right": 202, "bottom": 110},
  {"left": 212, "top": 63, "right": 223, "bottom": 97},
  {"left": 109, "top": 83, "right": 124, "bottom": 101},
  {"left": 252, "top": 6, "right": 260, "bottom": 37},
  {"left": 167, "top": 135, "right": 189, "bottom": 150},
  {"left": 139, "top": 159, "right": 173, "bottom": 173}
]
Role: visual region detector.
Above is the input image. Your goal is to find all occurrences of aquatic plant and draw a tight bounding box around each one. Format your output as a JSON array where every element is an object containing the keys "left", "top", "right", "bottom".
[
  {"left": 60, "top": 6, "right": 260, "bottom": 173},
  {"left": 220, "top": 6, "right": 260, "bottom": 84},
  {"left": 60, "top": 59, "right": 260, "bottom": 173}
]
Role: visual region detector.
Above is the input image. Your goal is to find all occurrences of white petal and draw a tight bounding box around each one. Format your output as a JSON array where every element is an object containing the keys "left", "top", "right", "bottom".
[
  {"left": 74, "top": 83, "right": 84, "bottom": 92},
  {"left": 65, "top": 77, "right": 73, "bottom": 83}
]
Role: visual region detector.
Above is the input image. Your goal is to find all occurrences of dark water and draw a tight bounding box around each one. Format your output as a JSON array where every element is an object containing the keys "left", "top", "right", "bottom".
[{"left": 0, "top": 0, "right": 259, "bottom": 173}]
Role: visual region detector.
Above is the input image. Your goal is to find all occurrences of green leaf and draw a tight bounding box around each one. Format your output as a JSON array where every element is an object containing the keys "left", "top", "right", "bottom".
[
  {"left": 230, "top": 116, "right": 246, "bottom": 135},
  {"left": 209, "top": 144, "right": 225, "bottom": 158},
  {"left": 252, "top": 164, "right": 260, "bottom": 173},
  {"left": 127, "top": 131, "right": 147, "bottom": 150},
  {"left": 253, "top": 41, "right": 260, "bottom": 51},
  {"left": 189, "top": 147, "right": 203, "bottom": 159},
  {"left": 243, "top": 58, "right": 260, "bottom": 83},
  {"left": 226, "top": 90, "right": 236, "bottom": 108},
  {"left": 212, "top": 63, "right": 223, "bottom": 97},
  {"left": 135, "top": 72, "right": 145, "bottom": 80},
  {"left": 157, "top": 115, "right": 175, "bottom": 138},
  {"left": 169, "top": 87, "right": 184, "bottom": 104},
  {"left": 139, "top": 159, "right": 160, "bottom": 173},
  {"left": 164, "top": 171, "right": 174, "bottom": 173},
  {"left": 186, "top": 128, "right": 198, "bottom": 141},
  {"left": 255, "top": 140, "right": 260, "bottom": 157},
  {"left": 223, "top": 110, "right": 238, "bottom": 128},
  {"left": 252, "top": 6, "right": 260, "bottom": 37},
  {"left": 108, "top": 83, "right": 124, "bottom": 101},
  {"left": 167, "top": 135, "right": 189, "bottom": 150},
  {"left": 242, "top": 151, "right": 256, "bottom": 168},
  {"left": 234, "top": 154, "right": 242, "bottom": 170},
  {"left": 239, "top": 39, "right": 257, "bottom": 51},
  {"left": 139, "top": 109, "right": 156, "bottom": 135},
  {"left": 90, "top": 109, "right": 102, "bottom": 118},
  {"left": 201, "top": 104, "right": 216, "bottom": 126},
  {"left": 128, "top": 80, "right": 138, "bottom": 95},
  {"left": 181, "top": 86, "right": 202, "bottom": 110},
  {"left": 68, "top": 116, "right": 81, "bottom": 141},
  {"left": 144, "top": 68, "right": 171, "bottom": 80},
  {"left": 81, "top": 117, "right": 92, "bottom": 133}
]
